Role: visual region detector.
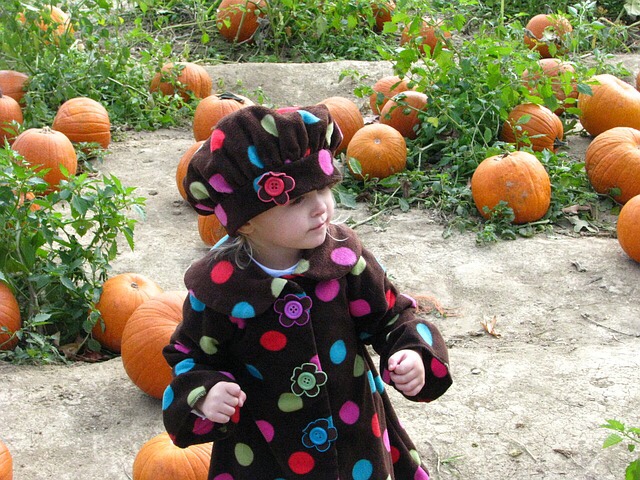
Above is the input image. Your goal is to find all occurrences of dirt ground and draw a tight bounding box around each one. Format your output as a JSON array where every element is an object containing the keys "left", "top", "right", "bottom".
[{"left": 1, "top": 60, "right": 639, "bottom": 480}]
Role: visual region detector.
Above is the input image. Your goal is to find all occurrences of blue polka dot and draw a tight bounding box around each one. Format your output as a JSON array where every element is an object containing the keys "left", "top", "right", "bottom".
[
  {"left": 232, "top": 301, "right": 256, "bottom": 318},
  {"left": 416, "top": 323, "right": 433, "bottom": 346},
  {"left": 248, "top": 145, "right": 264, "bottom": 168},
  {"left": 174, "top": 358, "right": 195, "bottom": 376},
  {"left": 189, "top": 293, "right": 205, "bottom": 312},
  {"left": 212, "top": 234, "right": 230, "bottom": 249},
  {"left": 329, "top": 340, "right": 347, "bottom": 364},
  {"left": 374, "top": 375, "right": 385, "bottom": 394},
  {"left": 246, "top": 364, "right": 263, "bottom": 380},
  {"left": 367, "top": 370, "right": 375, "bottom": 393},
  {"left": 162, "top": 385, "right": 174, "bottom": 410},
  {"left": 297, "top": 110, "right": 320, "bottom": 124},
  {"left": 352, "top": 459, "right": 373, "bottom": 480}
]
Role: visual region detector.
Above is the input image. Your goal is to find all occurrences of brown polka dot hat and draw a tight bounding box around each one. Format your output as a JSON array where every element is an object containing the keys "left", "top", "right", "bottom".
[{"left": 184, "top": 104, "right": 344, "bottom": 235}]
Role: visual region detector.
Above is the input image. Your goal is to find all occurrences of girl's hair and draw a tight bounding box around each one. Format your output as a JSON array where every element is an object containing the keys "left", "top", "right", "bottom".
[{"left": 210, "top": 234, "right": 254, "bottom": 269}]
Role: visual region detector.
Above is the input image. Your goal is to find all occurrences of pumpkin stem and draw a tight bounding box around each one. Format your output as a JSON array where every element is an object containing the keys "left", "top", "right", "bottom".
[
  {"left": 130, "top": 282, "right": 139, "bottom": 290},
  {"left": 554, "top": 137, "right": 568, "bottom": 149}
]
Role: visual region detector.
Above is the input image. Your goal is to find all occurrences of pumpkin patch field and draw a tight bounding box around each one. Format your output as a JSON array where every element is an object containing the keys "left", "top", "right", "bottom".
[{"left": 0, "top": 60, "right": 638, "bottom": 479}]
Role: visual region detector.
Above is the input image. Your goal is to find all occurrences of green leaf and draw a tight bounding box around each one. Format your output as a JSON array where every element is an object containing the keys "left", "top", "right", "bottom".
[
  {"left": 625, "top": 459, "right": 640, "bottom": 480},
  {"left": 603, "top": 434, "right": 623, "bottom": 449}
]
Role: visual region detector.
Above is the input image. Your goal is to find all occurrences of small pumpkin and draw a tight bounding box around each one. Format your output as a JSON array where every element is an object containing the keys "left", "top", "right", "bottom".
[
  {"left": 0, "top": 438, "right": 12, "bottom": 480},
  {"left": 523, "top": 14, "right": 572, "bottom": 58},
  {"left": 93, "top": 273, "right": 164, "bottom": 353},
  {"left": 150, "top": 62, "right": 213, "bottom": 101},
  {"left": 369, "top": 75, "right": 410, "bottom": 115},
  {"left": 0, "top": 89, "right": 24, "bottom": 145},
  {"left": 193, "top": 93, "right": 254, "bottom": 142},
  {"left": 379, "top": 90, "right": 428, "bottom": 140},
  {"left": 216, "top": 0, "right": 267, "bottom": 43},
  {"left": 346, "top": 123, "right": 407, "bottom": 180},
  {"left": 121, "top": 291, "right": 186, "bottom": 399},
  {"left": 584, "top": 126, "right": 640, "bottom": 204},
  {"left": 198, "top": 214, "right": 227, "bottom": 247},
  {"left": 0, "top": 70, "right": 29, "bottom": 104},
  {"left": 500, "top": 103, "right": 564, "bottom": 152},
  {"left": 371, "top": 0, "right": 395, "bottom": 32},
  {"left": 11, "top": 127, "right": 78, "bottom": 192},
  {"left": 578, "top": 74, "right": 640, "bottom": 137},
  {"left": 471, "top": 151, "right": 551, "bottom": 224},
  {"left": 133, "top": 432, "right": 211, "bottom": 480},
  {"left": 522, "top": 58, "right": 578, "bottom": 114},
  {"left": 0, "top": 282, "right": 21, "bottom": 351},
  {"left": 176, "top": 141, "right": 205, "bottom": 200},
  {"left": 617, "top": 194, "right": 640, "bottom": 262},
  {"left": 318, "top": 96, "right": 365, "bottom": 152},
  {"left": 400, "top": 17, "right": 451, "bottom": 55},
  {"left": 52, "top": 97, "right": 111, "bottom": 149}
]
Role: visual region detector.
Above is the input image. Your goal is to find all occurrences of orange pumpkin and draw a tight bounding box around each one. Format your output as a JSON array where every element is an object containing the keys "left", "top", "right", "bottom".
[
  {"left": 0, "top": 438, "right": 12, "bottom": 480},
  {"left": 121, "top": 291, "right": 186, "bottom": 399},
  {"left": 18, "top": 5, "right": 74, "bottom": 39},
  {"left": 371, "top": 0, "right": 395, "bottom": 32},
  {"left": 216, "top": 0, "right": 267, "bottom": 43},
  {"left": 11, "top": 127, "right": 78, "bottom": 192},
  {"left": 584, "top": 126, "right": 640, "bottom": 205},
  {"left": 617, "top": 194, "right": 640, "bottom": 262},
  {"left": 379, "top": 90, "right": 428, "bottom": 140},
  {"left": 578, "top": 74, "right": 640, "bottom": 137},
  {"left": 198, "top": 214, "right": 227, "bottom": 246},
  {"left": 0, "top": 70, "right": 29, "bottom": 104},
  {"left": 133, "top": 432, "right": 211, "bottom": 480},
  {"left": 346, "top": 123, "right": 407, "bottom": 180},
  {"left": 400, "top": 17, "right": 451, "bottom": 55},
  {"left": 369, "top": 75, "right": 410, "bottom": 115},
  {"left": 93, "top": 273, "right": 164, "bottom": 353},
  {"left": 150, "top": 62, "right": 213, "bottom": 101},
  {"left": 522, "top": 58, "right": 578, "bottom": 114},
  {"left": 52, "top": 97, "right": 111, "bottom": 149},
  {"left": 0, "top": 89, "right": 23, "bottom": 145},
  {"left": 193, "top": 93, "right": 254, "bottom": 142},
  {"left": 524, "top": 14, "right": 572, "bottom": 58},
  {"left": 500, "top": 103, "right": 564, "bottom": 152},
  {"left": 471, "top": 151, "right": 551, "bottom": 224},
  {"left": 176, "top": 141, "right": 205, "bottom": 200},
  {"left": 0, "top": 282, "right": 21, "bottom": 351},
  {"left": 636, "top": 70, "right": 640, "bottom": 91},
  {"left": 318, "top": 96, "right": 364, "bottom": 153}
]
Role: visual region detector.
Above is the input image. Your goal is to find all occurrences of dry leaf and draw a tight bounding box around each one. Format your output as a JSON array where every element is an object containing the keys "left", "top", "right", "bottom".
[{"left": 480, "top": 315, "right": 502, "bottom": 337}]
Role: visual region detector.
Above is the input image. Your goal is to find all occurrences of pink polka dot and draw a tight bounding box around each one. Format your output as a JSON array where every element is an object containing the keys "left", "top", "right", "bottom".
[
  {"left": 210, "top": 260, "right": 234, "bottom": 284},
  {"left": 315, "top": 279, "right": 340, "bottom": 302},
  {"left": 256, "top": 420, "right": 275, "bottom": 442},
  {"left": 175, "top": 342, "right": 190, "bottom": 354},
  {"left": 349, "top": 299, "right": 371, "bottom": 317},
  {"left": 288, "top": 452, "right": 315, "bottom": 475},
  {"left": 318, "top": 149, "right": 334, "bottom": 175},
  {"left": 209, "top": 173, "right": 233, "bottom": 193},
  {"left": 414, "top": 466, "right": 430, "bottom": 480},
  {"left": 214, "top": 204, "right": 227, "bottom": 226},
  {"left": 210, "top": 129, "right": 225, "bottom": 151},
  {"left": 193, "top": 417, "right": 214, "bottom": 435},
  {"left": 431, "top": 357, "right": 448, "bottom": 378},
  {"left": 381, "top": 368, "right": 391, "bottom": 384},
  {"left": 213, "top": 474, "right": 233, "bottom": 480},
  {"left": 276, "top": 106, "right": 299, "bottom": 113},
  {"left": 331, "top": 247, "right": 357, "bottom": 267},
  {"left": 383, "top": 429, "right": 391, "bottom": 451},
  {"left": 310, "top": 355, "right": 321, "bottom": 370},
  {"left": 339, "top": 401, "right": 360, "bottom": 425},
  {"left": 195, "top": 203, "right": 215, "bottom": 212}
]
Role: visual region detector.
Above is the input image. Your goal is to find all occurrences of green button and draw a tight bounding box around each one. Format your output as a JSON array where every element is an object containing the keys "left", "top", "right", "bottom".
[{"left": 297, "top": 372, "right": 316, "bottom": 390}]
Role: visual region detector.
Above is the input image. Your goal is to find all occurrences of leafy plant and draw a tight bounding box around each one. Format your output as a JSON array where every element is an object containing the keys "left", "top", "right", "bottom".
[
  {"left": 0, "top": 145, "right": 146, "bottom": 363},
  {"left": 602, "top": 419, "right": 640, "bottom": 480}
]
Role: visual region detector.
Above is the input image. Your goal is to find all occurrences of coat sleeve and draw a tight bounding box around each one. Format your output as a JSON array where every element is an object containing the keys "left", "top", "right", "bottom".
[
  {"left": 346, "top": 246, "right": 452, "bottom": 402},
  {"left": 162, "top": 293, "right": 241, "bottom": 448}
]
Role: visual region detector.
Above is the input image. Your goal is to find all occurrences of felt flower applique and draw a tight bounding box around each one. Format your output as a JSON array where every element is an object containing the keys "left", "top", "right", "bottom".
[
  {"left": 273, "top": 293, "right": 312, "bottom": 328},
  {"left": 290, "top": 362, "right": 327, "bottom": 397},
  {"left": 302, "top": 417, "right": 337, "bottom": 452},
  {"left": 257, "top": 171, "right": 295, "bottom": 205}
]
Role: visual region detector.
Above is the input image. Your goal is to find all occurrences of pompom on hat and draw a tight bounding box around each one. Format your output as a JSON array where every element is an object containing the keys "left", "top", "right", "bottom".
[{"left": 184, "top": 104, "right": 344, "bottom": 235}]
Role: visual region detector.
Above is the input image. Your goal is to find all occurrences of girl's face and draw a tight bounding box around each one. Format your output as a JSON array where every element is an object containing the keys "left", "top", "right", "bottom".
[{"left": 239, "top": 187, "right": 335, "bottom": 269}]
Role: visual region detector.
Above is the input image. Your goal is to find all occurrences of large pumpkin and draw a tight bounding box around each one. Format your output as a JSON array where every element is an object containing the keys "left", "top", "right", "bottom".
[
  {"left": 584, "top": 126, "right": 640, "bottom": 204},
  {"left": 0, "top": 89, "right": 23, "bottom": 145},
  {"left": 0, "top": 70, "right": 29, "bottom": 104},
  {"left": 318, "top": 96, "right": 364, "bottom": 152},
  {"left": 471, "top": 151, "right": 551, "bottom": 224},
  {"left": 578, "top": 74, "right": 640, "bottom": 137},
  {"left": 133, "top": 432, "right": 211, "bottom": 480},
  {"left": 11, "top": 127, "right": 78, "bottom": 192},
  {"left": 93, "top": 273, "right": 164, "bottom": 353},
  {"left": 371, "top": 0, "right": 395, "bottom": 32},
  {"left": 522, "top": 58, "right": 578, "bottom": 114},
  {"left": 379, "top": 90, "right": 428, "bottom": 140},
  {"left": 369, "top": 75, "right": 410, "bottom": 115},
  {"left": 176, "top": 141, "right": 205, "bottom": 200},
  {"left": 198, "top": 214, "right": 227, "bottom": 246},
  {"left": 0, "top": 438, "right": 12, "bottom": 480},
  {"left": 19, "top": 5, "right": 74, "bottom": 39},
  {"left": 346, "top": 123, "right": 407, "bottom": 180},
  {"left": 193, "top": 93, "right": 254, "bottom": 142},
  {"left": 0, "top": 282, "right": 21, "bottom": 351},
  {"left": 216, "top": 0, "right": 267, "bottom": 43},
  {"left": 617, "top": 194, "right": 640, "bottom": 262},
  {"left": 121, "top": 291, "right": 186, "bottom": 399},
  {"left": 52, "top": 97, "right": 111, "bottom": 149},
  {"left": 523, "top": 14, "right": 572, "bottom": 58},
  {"left": 400, "top": 17, "right": 451, "bottom": 55},
  {"left": 500, "top": 103, "right": 564, "bottom": 152},
  {"left": 150, "top": 62, "right": 213, "bottom": 101}
]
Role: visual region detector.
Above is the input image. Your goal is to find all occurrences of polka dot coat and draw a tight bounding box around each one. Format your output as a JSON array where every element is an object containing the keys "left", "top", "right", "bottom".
[{"left": 162, "top": 224, "right": 453, "bottom": 479}]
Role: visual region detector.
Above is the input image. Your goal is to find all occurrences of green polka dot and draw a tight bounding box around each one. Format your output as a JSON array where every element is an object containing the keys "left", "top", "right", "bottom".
[
  {"left": 410, "top": 449, "right": 421, "bottom": 465},
  {"left": 350, "top": 256, "right": 367, "bottom": 275},
  {"left": 261, "top": 114, "right": 278, "bottom": 137},
  {"left": 271, "top": 278, "right": 287, "bottom": 297},
  {"left": 385, "top": 314, "right": 399, "bottom": 327},
  {"left": 278, "top": 393, "right": 303, "bottom": 412},
  {"left": 200, "top": 336, "right": 219, "bottom": 355},
  {"left": 187, "top": 386, "right": 207, "bottom": 407},
  {"left": 353, "top": 354, "right": 365, "bottom": 377},
  {"left": 235, "top": 443, "right": 254, "bottom": 466},
  {"left": 326, "top": 121, "right": 334, "bottom": 144},
  {"left": 189, "top": 181, "right": 210, "bottom": 200},
  {"left": 294, "top": 259, "right": 310, "bottom": 274}
]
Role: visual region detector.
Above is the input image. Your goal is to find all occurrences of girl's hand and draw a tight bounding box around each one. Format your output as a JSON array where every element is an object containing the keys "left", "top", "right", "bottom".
[
  {"left": 196, "top": 382, "right": 246, "bottom": 423},
  {"left": 387, "top": 349, "right": 425, "bottom": 397}
]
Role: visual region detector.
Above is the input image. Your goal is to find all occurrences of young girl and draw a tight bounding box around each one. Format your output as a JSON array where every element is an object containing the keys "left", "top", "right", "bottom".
[{"left": 162, "top": 104, "right": 452, "bottom": 479}]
